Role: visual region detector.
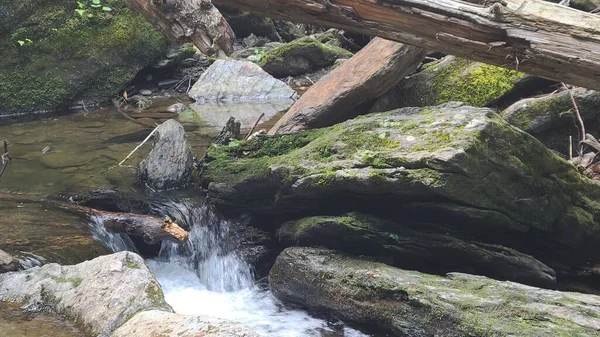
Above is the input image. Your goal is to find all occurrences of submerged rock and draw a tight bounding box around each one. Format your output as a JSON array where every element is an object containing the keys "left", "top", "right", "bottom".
[
  {"left": 502, "top": 88, "right": 600, "bottom": 155},
  {"left": 137, "top": 119, "right": 194, "bottom": 191},
  {"left": 278, "top": 213, "right": 556, "bottom": 287},
  {"left": 0, "top": 0, "right": 166, "bottom": 115},
  {"left": 258, "top": 37, "right": 353, "bottom": 77},
  {"left": 270, "top": 247, "right": 600, "bottom": 337},
  {"left": 370, "top": 56, "right": 526, "bottom": 112},
  {"left": 112, "top": 310, "right": 259, "bottom": 337},
  {"left": 0, "top": 252, "right": 171, "bottom": 336},
  {"left": 188, "top": 60, "right": 296, "bottom": 103},
  {"left": 0, "top": 250, "right": 20, "bottom": 274},
  {"left": 201, "top": 103, "right": 600, "bottom": 270}
]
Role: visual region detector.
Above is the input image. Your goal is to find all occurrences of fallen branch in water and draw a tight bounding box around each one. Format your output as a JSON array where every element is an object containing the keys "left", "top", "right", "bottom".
[
  {"left": 0, "top": 140, "right": 12, "bottom": 179},
  {"left": 0, "top": 193, "right": 189, "bottom": 244},
  {"left": 244, "top": 113, "right": 265, "bottom": 140},
  {"left": 119, "top": 125, "right": 161, "bottom": 166}
]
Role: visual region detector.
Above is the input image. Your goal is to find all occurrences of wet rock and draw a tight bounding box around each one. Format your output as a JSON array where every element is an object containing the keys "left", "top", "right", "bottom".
[
  {"left": 112, "top": 310, "right": 259, "bottom": 337},
  {"left": 258, "top": 37, "right": 353, "bottom": 77},
  {"left": 242, "top": 34, "right": 270, "bottom": 48},
  {"left": 278, "top": 213, "right": 556, "bottom": 287},
  {"left": 269, "top": 38, "right": 427, "bottom": 134},
  {"left": 188, "top": 59, "right": 296, "bottom": 103},
  {"left": 67, "top": 188, "right": 149, "bottom": 214},
  {"left": 0, "top": 1, "right": 166, "bottom": 116},
  {"left": 0, "top": 252, "right": 172, "bottom": 336},
  {"left": 166, "top": 103, "right": 185, "bottom": 114},
  {"left": 270, "top": 247, "right": 600, "bottom": 337},
  {"left": 140, "top": 89, "right": 153, "bottom": 96},
  {"left": 274, "top": 21, "right": 305, "bottom": 42},
  {"left": 187, "top": 101, "right": 293, "bottom": 130},
  {"left": 231, "top": 42, "right": 283, "bottom": 60},
  {"left": 217, "top": 6, "right": 280, "bottom": 41},
  {"left": 370, "top": 55, "right": 527, "bottom": 112},
  {"left": 0, "top": 249, "right": 20, "bottom": 273},
  {"left": 201, "top": 103, "right": 600, "bottom": 270},
  {"left": 502, "top": 88, "right": 600, "bottom": 155},
  {"left": 137, "top": 119, "right": 194, "bottom": 191}
]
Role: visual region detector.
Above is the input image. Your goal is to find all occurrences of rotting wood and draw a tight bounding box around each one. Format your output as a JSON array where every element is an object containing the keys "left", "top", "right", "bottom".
[
  {"left": 208, "top": 0, "right": 600, "bottom": 91},
  {"left": 123, "top": 0, "right": 235, "bottom": 56},
  {"left": 0, "top": 193, "right": 189, "bottom": 244}
]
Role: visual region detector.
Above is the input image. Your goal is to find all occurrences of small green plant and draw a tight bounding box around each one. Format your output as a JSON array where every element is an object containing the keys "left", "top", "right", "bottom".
[
  {"left": 17, "top": 38, "right": 33, "bottom": 46},
  {"left": 253, "top": 49, "right": 264, "bottom": 60},
  {"left": 75, "top": 0, "right": 112, "bottom": 18}
]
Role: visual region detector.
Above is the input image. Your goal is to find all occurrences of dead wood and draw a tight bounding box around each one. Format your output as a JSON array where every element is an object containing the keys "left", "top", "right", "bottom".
[
  {"left": 0, "top": 193, "right": 189, "bottom": 244},
  {"left": 0, "top": 140, "right": 11, "bottom": 179}
]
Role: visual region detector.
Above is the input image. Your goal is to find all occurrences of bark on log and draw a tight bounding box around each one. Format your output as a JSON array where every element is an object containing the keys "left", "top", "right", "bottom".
[
  {"left": 269, "top": 38, "right": 427, "bottom": 135},
  {"left": 0, "top": 193, "right": 189, "bottom": 244},
  {"left": 123, "top": 0, "right": 235, "bottom": 56},
  {"left": 213, "top": 0, "right": 600, "bottom": 91}
]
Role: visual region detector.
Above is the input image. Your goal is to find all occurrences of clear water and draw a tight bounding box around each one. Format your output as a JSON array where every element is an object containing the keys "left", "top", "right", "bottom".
[
  {"left": 0, "top": 302, "right": 83, "bottom": 337},
  {"left": 91, "top": 200, "right": 370, "bottom": 337}
]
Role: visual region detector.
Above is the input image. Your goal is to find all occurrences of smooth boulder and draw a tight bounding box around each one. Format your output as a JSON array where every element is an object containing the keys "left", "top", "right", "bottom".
[
  {"left": 0, "top": 252, "right": 171, "bottom": 336},
  {"left": 188, "top": 59, "right": 296, "bottom": 103},
  {"left": 270, "top": 247, "right": 600, "bottom": 337},
  {"left": 277, "top": 213, "right": 556, "bottom": 287},
  {"left": 269, "top": 38, "right": 427, "bottom": 134},
  {"left": 137, "top": 119, "right": 194, "bottom": 191}
]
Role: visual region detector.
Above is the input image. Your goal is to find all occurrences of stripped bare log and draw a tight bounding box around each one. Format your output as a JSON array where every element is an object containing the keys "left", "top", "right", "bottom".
[
  {"left": 0, "top": 193, "right": 189, "bottom": 244},
  {"left": 123, "top": 0, "right": 235, "bottom": 56},
  {"left": 209, "top": 0, "right": 600, "bottom": 91}
]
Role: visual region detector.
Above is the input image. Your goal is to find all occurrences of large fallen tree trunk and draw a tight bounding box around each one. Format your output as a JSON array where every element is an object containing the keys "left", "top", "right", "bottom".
[
  {"left": 211, "top": 0, "right": 600, "bottom": 91},
  {"left": 0, "top": 194, "right": 189, "bottom": 244},
  {"left": 269, "top": 38, "right": 427, "bottom": 134},
  {"left": 123, "top": 0, "right": 235, "bottom": 55}
]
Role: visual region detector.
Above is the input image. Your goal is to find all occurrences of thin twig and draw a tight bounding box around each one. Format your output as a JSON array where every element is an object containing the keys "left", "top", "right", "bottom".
[
  {"left": 244, "top": 113, "right": 265, "bottom": 140},
  {"left": 0, "top": 140, "right": 11, "bottom": 179},
  {"left": 119, "top": 125, "right": 161, "bottom": 166},
  {"left": 569, "top": 136, "right": 573, "bottom": 161},
  {"left": 562, "top": 83, "right": 586, "bottom": 153}
]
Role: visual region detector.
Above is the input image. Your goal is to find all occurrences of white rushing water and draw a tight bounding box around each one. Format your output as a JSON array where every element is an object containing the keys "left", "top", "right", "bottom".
[{"left": 90, "top": 200, "right": 370, "bottom": 337}]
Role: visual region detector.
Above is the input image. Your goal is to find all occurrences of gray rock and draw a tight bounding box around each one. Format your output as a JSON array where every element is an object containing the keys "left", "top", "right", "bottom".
[
  {"left": 112, "top": 310, "right": 259, "bottom": 337},
  {"left": 0, "top": 249, "right": 20, "bottom": 273},
  {"left": 137, "top": 119, "right": 194, "bottom": 191},
  {"left": 188, "top": 60, "right": 296, "bottom": 103},
  {"left": 242, "top": 33, "right": 270, "bottom": 48},
  {"left": 278, "top": 213, "right": 556, "bottom": 287},
  {"left": 0, "top": 252, "right": 171, "bottom": 337},
  {"left": 270, "top": 247, "right": 600, "bottom": 337},
  {"left": 201, "top": 103, "right": 600, "bottom": 271},
  {"left": 187, "top": 100, "right": 293, "bottom": 130},
  {"left": 140, "top": 89, "right": 153, "bottom": 96}
]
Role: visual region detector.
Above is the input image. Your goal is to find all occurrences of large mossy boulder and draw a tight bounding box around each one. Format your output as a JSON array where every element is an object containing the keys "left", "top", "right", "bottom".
[
  {"left": 0, "top": 0, "right": 166, "bottom": 115},
  {"left": 502, "top": 88, "right": 600, "bottom": 156},
  {"left": 201, "top": 102, "right": 600, "bottom": 267},
  {"left": 278, "top": 213, "right": 556, "bottom": 287},
  {"left": 270, "top": 247, "right": 600, "bottom": 337},
  {"left": 370, "top": 56, "right": 525, "bottom": 112},
  {"left": 258, "top": 37, "right": 353, "bottom": 77}
]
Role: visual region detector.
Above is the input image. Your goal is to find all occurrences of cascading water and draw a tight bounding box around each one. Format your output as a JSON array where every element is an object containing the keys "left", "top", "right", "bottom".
[{"left": 90, "top": 199, "right": 369, "bottom": 337}]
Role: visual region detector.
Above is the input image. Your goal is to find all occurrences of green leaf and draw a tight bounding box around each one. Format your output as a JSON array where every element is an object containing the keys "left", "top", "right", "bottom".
[
  {"left": 87, "top": 13, "right": 94, "bottom": 18},
  {"left": 25, "top": 38, "right": 32, "bottom": 43},
  {"left": 77, "top": 1, "right": 85, "bottom": 9},
  {"left": 102, "top": 6, "right": 112, "bottom": 11},
  {"left": 75, "top": 8, "right": 86, "bottom": 16},
  {"left": 227, "top": 140, "right": 242, "bottom": 148},
  {"left": 92, "top": 0, "right": 101, "bottom": 4},
  {"left": 17, "top": 40, "right": 25, "bottom": 46},
  {"left": 91, "top": 4, "right": 101, "bottom": 8}
]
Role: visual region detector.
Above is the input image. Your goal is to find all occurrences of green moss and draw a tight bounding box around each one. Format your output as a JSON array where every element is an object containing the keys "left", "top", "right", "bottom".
[
  {"left": 0, "top": 0, "right": 167, "bottom": 113},
  {"left": 145, "top": 283, "right": 166, "bottom": 308},
  {"left": 51, "top": 276, "right": 83, "bottom": 287},
  {"left": 124, "top": 255, "right": 141, "bottom": 269}
]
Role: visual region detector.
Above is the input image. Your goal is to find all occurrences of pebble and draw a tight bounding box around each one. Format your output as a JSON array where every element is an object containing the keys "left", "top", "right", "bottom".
[{"left": 140, "top": 89, "right": 153, "bottom": 96}]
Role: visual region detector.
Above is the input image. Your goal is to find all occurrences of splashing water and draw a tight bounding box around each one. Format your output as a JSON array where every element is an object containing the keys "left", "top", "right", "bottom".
[{"left": 92, "top": 200, "right": 370, "bottom": 337}]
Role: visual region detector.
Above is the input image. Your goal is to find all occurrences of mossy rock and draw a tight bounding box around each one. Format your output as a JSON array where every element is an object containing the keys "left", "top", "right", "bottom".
[
  {"left": 0, "top": 0, "right": 167, "bottom": 115},
  {"left": 502, "top": 88, "right": 600, "bottom": 156},
  {"left": 258, "top": 37, "right": 353, "bottom": 77},
  {"left": 371, "top": 56, "right": 525, "bottom": 112},
  {"left": 202, "top": 102, "right": 600, "bottom": 266},
  {"left": 270, "top": 247, "right": 600, "bottom": 337}
]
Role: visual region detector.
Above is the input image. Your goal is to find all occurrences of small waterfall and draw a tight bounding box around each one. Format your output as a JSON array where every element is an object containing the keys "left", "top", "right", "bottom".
[{"left": 88, "top": 215, "right": 137, "bottom": 253}]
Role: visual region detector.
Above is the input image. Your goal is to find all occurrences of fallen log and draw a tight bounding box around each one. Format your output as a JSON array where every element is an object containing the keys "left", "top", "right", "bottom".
[
  {"left": 269, "top": 38, "right": 427, "bottom": 134},
  {"left": 211, "top": 0, "right": 600, "bottom": 91},
  {"left": 0, "top": 193, "right": 189, "bottom": 244},
  {"left": 122, "top": 0, "right": 235, "bottom": 56}
]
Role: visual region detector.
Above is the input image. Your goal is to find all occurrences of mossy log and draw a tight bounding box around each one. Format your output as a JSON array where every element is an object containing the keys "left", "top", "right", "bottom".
[
  {"left": 122, "top": 0, "right": 235, "bottom": 55},
  {"left": 211, "top": 0, "right": 600, "bottom": 91},
  {"left": 0, "top": 193, "right": 189, "bottom": 244}
]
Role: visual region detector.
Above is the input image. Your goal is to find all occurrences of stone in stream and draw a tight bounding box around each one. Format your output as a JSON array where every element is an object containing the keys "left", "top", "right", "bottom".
[
  {"left": 188, "top": 59, "right": 296, "bottom": 104},
  {"left": 137, "top": 119, "right": 194, "bottom": 191},
  {"left": 269, "top": 38, "right": 427, "bottom": 134},
  {"left": 200, "top": 102, "right": 600, "bottom": 280},
  {"left": 270, "top": 247, "right": 600, "bottom": 337},
  {"left": 277, "top": 213, "right": 556, "bottom": 287},
  {"left": 0, "top": 250, "right": 20, "bottom": 274},
  {"left": 257, "top": 37, "right": 353, "bottom": 77},
  {"left": 501, "top": 88, "right": 600, "bottom": 156}
]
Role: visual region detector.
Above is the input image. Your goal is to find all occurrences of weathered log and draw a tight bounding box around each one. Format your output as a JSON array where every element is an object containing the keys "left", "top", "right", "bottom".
[
  {"left": 211, "top": 0, "right": 600, "bottom": 91},
  {"left": 269, "top": 38, "right": 427, "bottom": 134},
  {"left": 0, "top": 193, "right": 189, "bottom": 244},
  {"left": 122, "top": 0, "right": 235, "bottom": 56}
]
